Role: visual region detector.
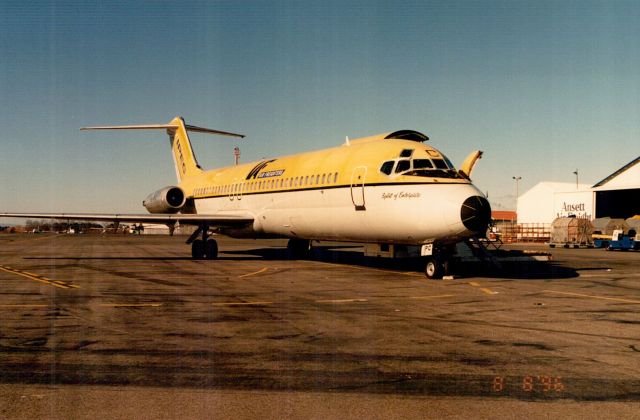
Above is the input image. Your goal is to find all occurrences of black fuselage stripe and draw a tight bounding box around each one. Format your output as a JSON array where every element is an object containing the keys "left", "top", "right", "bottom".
[{"left": 192, "top": 181, "right": 466, "bottom": 200}]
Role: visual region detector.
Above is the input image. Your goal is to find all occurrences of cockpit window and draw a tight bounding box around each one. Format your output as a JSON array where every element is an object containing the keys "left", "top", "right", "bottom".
[
  {"left": 442, "top": 154, "right": 456, "bottom": 170},
  {"left": 395, "top": 160, "right": 411, "bottom": 173},
  {"left": 399, "top": 149, "right": 414, "bottom": 158},
  {"left": 380, "top": 161, "right": 394, "bottom": 175},
  {"left": 381, "top": 152, "right": 463, "bottom": 179},
  {"left": 432, "top": 159, "right": 449, "bottom": 169},
  {"left": 413, "top": 159, "right": 433, "bottom": 169}
]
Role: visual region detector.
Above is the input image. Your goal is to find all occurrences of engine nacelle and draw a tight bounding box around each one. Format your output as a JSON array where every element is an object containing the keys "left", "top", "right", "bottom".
[{"left": 143, "top": 186, "right": 186, "bottom": 214}]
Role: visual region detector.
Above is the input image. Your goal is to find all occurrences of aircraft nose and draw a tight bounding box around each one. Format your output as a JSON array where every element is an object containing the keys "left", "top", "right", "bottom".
[{"left": 460, "top": 196, "right": 491, "bottom": 234}]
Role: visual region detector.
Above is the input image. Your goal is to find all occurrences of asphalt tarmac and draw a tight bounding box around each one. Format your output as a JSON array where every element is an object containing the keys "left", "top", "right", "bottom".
[{"left": 0, "top": 234, "right": 638, "bottom": 418}]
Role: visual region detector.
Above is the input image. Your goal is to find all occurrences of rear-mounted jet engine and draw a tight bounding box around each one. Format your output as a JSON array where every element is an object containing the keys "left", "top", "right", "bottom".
[{"left": 143, "top": 186, "right": 185, "bottom": 213}]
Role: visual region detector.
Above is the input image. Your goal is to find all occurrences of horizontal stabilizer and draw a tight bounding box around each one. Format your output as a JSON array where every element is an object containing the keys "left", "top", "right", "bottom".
[
  {"left": 184, "top": 124, "right": 245, "bottom": 138},
  {"left": 80, "top": 124, "right": 177, "bottom": 130},
  {"left": 81, "top": 123, "right": 245, "bottom": 138}
]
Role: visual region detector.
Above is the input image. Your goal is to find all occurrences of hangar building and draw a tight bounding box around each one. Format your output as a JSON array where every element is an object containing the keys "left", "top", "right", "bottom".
[
  {"left": 516, "top": 156, "right": 639, "bottom": 224},
  {"left": 591, "top": 157, "right": 640, "bottom": 219}
]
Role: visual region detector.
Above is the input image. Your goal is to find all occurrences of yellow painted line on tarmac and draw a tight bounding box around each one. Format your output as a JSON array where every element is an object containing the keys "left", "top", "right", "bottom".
[
  {"left": 23, "top": 271, "right": 40, "bottom": 277},
  {"left": 315, "top": 298, "right": 368, "bottom": 304},
  {"left": 0, "top": 265, "right": 73, "bottom": 289},
  {"left": 99, "top": 303, "right": 163, "bottom": 308},
  {"left": 468, "top": 281, "right": 497, "bottom": 295},
  {"left": 298, "top": 261, "right": 422, "bottom": 277},
  {"left": 578, "top": 273, "right": 637, "bottom": 279},
  {"left": 409, "top": 294, "right": 455, "bottom": 300},
  {"left": 211, "top": 301, "right": 273, "bottom": 306},
  {"left": 543, "top": 290, "right": 640, "bottom": 304},
  {"left": 360, "top": 267, "right": 421, "bottom": 277},
  {"left": 238, "top": 267, "right": 269, "bottom": 278},
  {"left": 50, "top": 279, "right": 79, "bottom": 289},
  {"left": 480, "top": 288, "right": 498, "bottom": 295},
  {"left": 355, "top": 267, "right": 421, "bottom": 277}
]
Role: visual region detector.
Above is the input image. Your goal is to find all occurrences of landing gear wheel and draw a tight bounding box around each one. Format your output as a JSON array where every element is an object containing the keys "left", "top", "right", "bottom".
[
  {"left": 287, "top": 239, "right": 312, "bottom": 259},
  {"left": 191, "top": 239, "right": 205, "bottom": 259},
  {"left": 205, "top": 239, "right": 218, "bottom": 260},
  {"left": 425, "top": 258, "right": 444, "bottom": 279}
]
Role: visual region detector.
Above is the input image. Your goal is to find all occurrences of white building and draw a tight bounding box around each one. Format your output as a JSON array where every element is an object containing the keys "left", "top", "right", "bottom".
[
  {"left": 517, "top": 182, "right": 593, "bottom": 224},
  {"left": 138, "top": 223, "right": 197, "bottom": 235},
  {"left": 516, "top": 156, "right": 639, "bottom": 224},
  {"left": 592, "top": 156, "right": 640, "bottom": 219},
  {"left": 140, "top": 223, "right": 171, "bottom": 235}
]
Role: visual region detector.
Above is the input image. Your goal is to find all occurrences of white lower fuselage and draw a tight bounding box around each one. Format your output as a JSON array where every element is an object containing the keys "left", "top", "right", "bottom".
[{"left": 193, "top": 182, "right": 484, "bottom": 245}]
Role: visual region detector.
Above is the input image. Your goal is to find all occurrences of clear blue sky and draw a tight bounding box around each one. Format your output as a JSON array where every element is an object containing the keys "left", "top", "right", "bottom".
[{"left": 1, "top": 0, "right": 639, "bottom": 217}]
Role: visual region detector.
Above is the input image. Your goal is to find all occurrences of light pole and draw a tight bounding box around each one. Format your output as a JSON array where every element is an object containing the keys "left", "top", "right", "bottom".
[
  {"left": 512, "top": 176, "right": 521, "bottom": 210},
  {"left": 573, "top": 169, "right": 579, "bottom": 189},
  {"left": 234, "top": 146, "right": 240, "bottom": 166}
]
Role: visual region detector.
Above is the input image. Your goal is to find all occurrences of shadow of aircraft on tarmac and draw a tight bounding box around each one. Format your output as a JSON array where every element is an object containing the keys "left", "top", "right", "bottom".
[
  {"left": 222, "top": 245, "right": 580, "bottom": 280},
  {"left": 24, "top": 244, "right": 580, "bottom": 280}
]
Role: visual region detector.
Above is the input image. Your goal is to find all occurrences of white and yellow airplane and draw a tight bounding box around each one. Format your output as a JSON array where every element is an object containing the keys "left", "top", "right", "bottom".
[{"left": 2, "top": 116, "right": 490, "bottom": 278}]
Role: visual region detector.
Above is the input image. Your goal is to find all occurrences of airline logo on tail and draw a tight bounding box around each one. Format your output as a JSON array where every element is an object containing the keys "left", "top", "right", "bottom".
[
  {"left": 167, "top": 117, "right": 203, "bottom": 182},
  {"left": 172, "top": 131, "right": 187, "bottom": 175}
]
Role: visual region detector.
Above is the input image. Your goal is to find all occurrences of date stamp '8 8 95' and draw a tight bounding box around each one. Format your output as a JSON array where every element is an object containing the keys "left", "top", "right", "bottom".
[{"left": 492, "top": 376, "right": 565, "bottom": 393}]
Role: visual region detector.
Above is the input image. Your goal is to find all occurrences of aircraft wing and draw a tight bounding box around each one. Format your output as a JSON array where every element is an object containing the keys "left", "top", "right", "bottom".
[{"left": 0, "top": 212, "right": 254, "bottom": 227}]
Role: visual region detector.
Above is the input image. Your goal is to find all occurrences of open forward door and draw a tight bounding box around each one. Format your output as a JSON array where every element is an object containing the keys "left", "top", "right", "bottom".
[{"left": 459, "top": 150, "right": 483, "bottom": 179}]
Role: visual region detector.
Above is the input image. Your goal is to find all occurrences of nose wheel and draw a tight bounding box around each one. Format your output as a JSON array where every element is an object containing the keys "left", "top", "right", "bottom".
[
  {"left": 423, "top": 245, "right": 453, "bottom": 279},
  {"left": 425, "top": 258, "right": 444, "bottom": 279}
]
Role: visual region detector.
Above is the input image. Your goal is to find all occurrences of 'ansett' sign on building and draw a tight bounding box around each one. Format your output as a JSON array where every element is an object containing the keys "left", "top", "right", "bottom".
[{"left": 553, "top": 191, "right": 593, "bottom": 219}]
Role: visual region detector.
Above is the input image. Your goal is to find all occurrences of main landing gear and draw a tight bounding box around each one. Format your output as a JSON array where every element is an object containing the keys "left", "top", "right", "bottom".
[
  {"left": 287, "top": 238, "right": 312, "bottom": 259},
  {"left": 187, "top": 225, "right": 218, "bottom": 260}
]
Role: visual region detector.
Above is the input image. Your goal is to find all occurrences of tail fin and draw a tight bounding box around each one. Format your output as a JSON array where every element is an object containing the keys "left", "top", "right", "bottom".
[
  {"left": 168, "top": 116, "right": 203, "bottom": 181},
  {"left": 81, "top": 116, "right": 244, "bottom": 182}
]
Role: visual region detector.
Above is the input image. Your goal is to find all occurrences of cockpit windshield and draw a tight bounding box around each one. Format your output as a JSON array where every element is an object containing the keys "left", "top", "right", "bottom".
[
  {"left": 395, "top": 160, "right": 411, "bottom": 173},
  {"left": 380, "top": 153, "right": 462, "bottom": 179},
  {"left": 413, "top": 159, "right": 433, "bottom": 169}
]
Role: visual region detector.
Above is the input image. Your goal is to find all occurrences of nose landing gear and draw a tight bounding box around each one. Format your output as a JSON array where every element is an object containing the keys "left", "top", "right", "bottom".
[
  {"left": 425, "top": 258, "right": 443, "bottom": 279},
  {"left": 423, "top": 244, "right": 454, "bottom": 279},
  {"left": 424, "top": 258, "right": 452, "bottom": 279}
]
